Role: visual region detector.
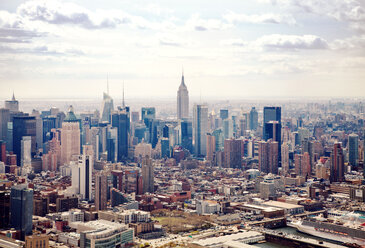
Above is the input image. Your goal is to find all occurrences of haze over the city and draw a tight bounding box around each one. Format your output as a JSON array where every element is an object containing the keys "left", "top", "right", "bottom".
[{"left": 1, "top": 0, "right": 365, "bottom": 99}]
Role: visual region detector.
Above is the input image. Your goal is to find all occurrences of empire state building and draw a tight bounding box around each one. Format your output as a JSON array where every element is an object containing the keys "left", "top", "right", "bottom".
[{"left": 177, "top": 72, "right": 189, "bottom": 119}]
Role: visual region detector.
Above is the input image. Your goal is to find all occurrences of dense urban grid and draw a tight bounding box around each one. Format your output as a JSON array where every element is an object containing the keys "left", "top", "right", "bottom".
[{"left": 0, "top": 74, "right": 364, "bottom": 248}]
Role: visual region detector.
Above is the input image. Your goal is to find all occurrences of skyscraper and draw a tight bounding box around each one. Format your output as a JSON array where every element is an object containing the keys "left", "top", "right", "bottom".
[
  {"left": 220, "top": 109, "right": 229, "bottom": 120},
  {"left": 258, "top": 140, "right": 279, "bottom": 174},
  {"left": 71, "top": 153, "right": 93, "bottom": 200},
  {"left": 206, "top": 133, "right": 216, "bottom": 163},
  {"left": 263, "top": 106, "right": 281, "bottom": 139},
  {"left": 348, "top": 133, "right": 359, "bottom": 167},
  {"left": 21, "top": 136, "right": 31, "bottom": 167},
  {"left": 111, "top": 106, "right": 130, "bottom": 161},
  {"left": 193, "top": 104, "right": 208, "bottom": 157},
  {"left": 0, "top": 108, "right": 10, "bottom": 142},
  {"left": 224, "top": 139, "right": 243, "bottom": 169},
  {"left": 95, "top": 172, "right": 107, "bottom": 211},
  {"left": 10, "top": 184, "right": 33, "bottom": 240},
  {"left": 61, "top": 106, "right": 80, "bottom": 165},
  {"left": 249, "top": 107, "right": 258, "bottom": 130},
  {"left": 295, "top": 152, "right": 311, "bottom": 177},
  {"left": 330, "top": 143, "right": 345, "bottom": 182},
  {"left": 142, "top": 156, "right": 154, "bottom": 193},
  {"left": 177, "top": 72, "right": 189, "bottom": 119},
  {"left": 5, "top": 93, "right": 19, "bottom": 113},
  {"left": 281, "top": 142, "right": 289, "bottom": 175},
  {"left": 13, "top": 116, "right": 36, "bottom": 166},
  {"left": 180, "top": 119, "right": 193, "bottom": 153},
  {"left": 264, "top": 120, "right": 282, "bottom": 163},
  {"left": 100, "top": 92, "right": 114, "bottom": 123}
]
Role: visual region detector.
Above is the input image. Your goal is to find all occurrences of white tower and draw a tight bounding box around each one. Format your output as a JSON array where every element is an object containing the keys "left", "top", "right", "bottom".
[{"left": 177, "top": 71, "right": 189, "bottom": 119}]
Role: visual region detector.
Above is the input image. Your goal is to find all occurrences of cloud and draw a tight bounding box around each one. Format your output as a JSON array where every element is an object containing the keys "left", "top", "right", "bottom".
[
  {"left": 256, "top": 34, "right": 328, "bottom": 50},
  {"left": 220, "top": 39, "right": 247, "bottom": 47},
  {"left": 331, "top": 35, "right": 365, "bottom": 50},
  {"left": 17, "top": 0, "right": 129, "bottom": 29},
  {"left": 223, "top": 11, "right": 296, "bottom": 25},
  {"left": 185, "top": 14, "right": 231, "bottom": 31}
]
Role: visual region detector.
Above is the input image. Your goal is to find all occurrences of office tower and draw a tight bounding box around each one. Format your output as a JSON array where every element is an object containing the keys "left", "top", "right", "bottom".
[
  {"left": 193, "top": 104, "right": 208, "bottom": 157},
  {"left": 111, "top": 106, "right": 130, "bottom": 161},
  {"left": 131, "top": 111, "right": 139, "bottom": 122},
  {"left": 224, "top": 139, "right": 243, "bottom": 169},
  {"left": 220, "top": 109, "right": 228, "bottom": 120},
  {"left": 71, "top": 153, "right": 93, "bottom": 200},
  {"left": 21, "top": 136, "right": 31, "bottom": 167},
  {"left": 61, "top": 106, "right": 80, "bottom": 165},
  {"left": 111, "top": 170, "right": 124, "bottom": 191},
  {"left": 180, "top": 119, "right": 193, "bottom": 153},
  {"left": 206, "top": 133, "right": 216, "bottom": 163},
  {"left": 177, "top": 71, "right": 189, "bottom": 119},
  {"left": 0, "top": 140, "right": 6, "bottom": 162},
  {"left": 5, "top": 93, "right": 19, "bottom": 113},
  {"left": 223, "top": 119, "right": 233, "bottom": 139},
  {"left": 330, "top": 143, "right": 345, "bottom": 182},
  {"left": 263, "top": 106, "right": 281, "bottom": 139},
  {"left": 100, "top": 91, "right": 114, "bottom": 123},
  {"left": 149, "top": 119, "right": 160, "bottom": 148},
  {"left": 141, "top": 107, "right": 156, "bottom": 126},
  {"left": 281, "top": 142, "right": 289, "bottom": 175},
  {"left": 133, "top": 123, "right": 147, "bottom": 143},
  {"left": 107, "top": 127, "right": 118, "bottom": 163},
  {"left": 0, "top": 190, "right": 10, "bottom": 229},
  {"left": 42, "top": 116, "right": 56, "bottom": 144},
  {"left": 142, "top": 156, "right": 154, "bottom": 193},
  {"left": 348, "top": 133, "right": 359, "bottom": 167},
  {"left": 295, "top": 152, "right": 311, "bottom": 177},
  {"left": 212, "top": 128, "right": 224, "bottom": 151},
  {"left": 13, "top": 116, "right": 36, "bottom": 166},
  {"left": 264, "top": 120, "right": 281, "bottom": 164},
  {"left": 95, "top": 172, "right": 107, "bottom": 211},
  {"left": 31, "top": 110, "right": 43, "bottom": 153},
  {"left": 249, "top": 107, "right": 258, "bottom": 130},
  {"left": 161, "top": 137, "right": 170, "bottom": 158},
  {"left": 10, "top": 184, "right": 33, "bottom": 240},
  {"left": 258, "top": 140, "right": 279, "bottom": 174},
  {"left": 0, "top": 108, "right": 10, "bottom": 142},
  {"left": 111, "top": 188, "right": 129, "bottom": 207}
]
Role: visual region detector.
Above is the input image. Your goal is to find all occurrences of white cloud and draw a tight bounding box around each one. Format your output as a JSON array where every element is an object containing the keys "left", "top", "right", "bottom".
[
  {"left": 185, "top": 14, "right": 231, "bottom": 31},
  {"left": 256, "top": 34, "right": 328, "bottom": 50},
  {"left": 223, "top": 11, "right": 296, "bottom": 25},
  {"left": 220, "top": 39, "right": 247, "bottom": 47}
]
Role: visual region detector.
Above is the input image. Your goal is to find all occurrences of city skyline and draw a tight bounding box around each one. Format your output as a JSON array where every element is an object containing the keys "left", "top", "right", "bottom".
[{"left": 1, "top": 0, "right": 365, "bottom": 99}]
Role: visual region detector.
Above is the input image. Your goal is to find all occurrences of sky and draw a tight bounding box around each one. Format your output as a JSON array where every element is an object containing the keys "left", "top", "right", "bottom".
[{"left": 0, "top": 0, "right": 364, "bottom": 100}]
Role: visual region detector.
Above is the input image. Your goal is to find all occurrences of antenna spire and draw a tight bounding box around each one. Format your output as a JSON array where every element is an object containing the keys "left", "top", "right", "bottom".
[
  {"left": 107, "top": 74, "right": 109, "bottom": 95},
  {"left": 122, "top": 81, "right": 125, "bottom": 108}
]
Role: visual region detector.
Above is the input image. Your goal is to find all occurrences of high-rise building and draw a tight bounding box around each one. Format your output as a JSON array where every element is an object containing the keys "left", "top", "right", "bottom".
[
  {"left": 264, "top": 120, "right": 281, "bottom": 163},
  {"left": 224, "top": 139, "right": 243, "bottom": 169},
  {"left": 258, "top": 140, "right": 279, "bottom": 174},
  {"left": 95, "top": 173, "right": 107, "bottom": 211},
  {"left": 13, "top": 116, "right": 36, "bottom": 166},
  {"left": 330, "top": 143, "right": 345, "bottom": 182},
  {"left": 348, "top": 133, "right": 359, "bottom": 167},
  {"left": 141, "top": 107, "right": 155, "bottom": 126},
  {"left": 281, "top": 142, "right": 289, "bottom": 175},
  {"left": 5, "top": 93, "right": 19, "bottom": 113},
  {"left": 206, "top": 133, "right": 216, "bottom": 163},
  {"left": 111, "top": 106, "right": 130, "bottom": 161},
  {"left": 180, "top": 120, "right": 193, "bottom": 153},
  {"left": 100, "top": 92, "right": 114, "bottom": 123},
  {"left": 60, "top": 106, "right": 80, "bottom": 165},
  {"left": 0, "top": 108, "right": 10, "bottom": 142},
  {"left": 142, "top": 156, "right": 154, "bottom": 193},
  {"left": 161, "top": 137, "right": 170, "bottom": 158},
  {"left": 21, "top": 136, "right": 32, "bottom": 167},
  {"left": 263, "top": 106, "right": 281, "bottom": 139},
  {"left": 193, "top": 104, "right": 208, "bottom": 157},
  {"left": 220, "top": 109, "right": 228, "bottom": 120},
  {"left": 177, "top": 72, "right": 189, "bottom": 119},
  {"left": 249, "top": 107, "right": 258, "bottom": 130},
  {"left": 295, "top": 152, "right": 311, "bottom": 177},
  {"left": 42, "top": 116, "right": 56, "bottom": 144},
  {"left": 0, "top": 190, "right": 10, "bottom": 229},
  {"left": 10, "top": 184, "right": 33, "bottom": 240},
  {"left": 212, "top": 128, "right": 224, "bottom": 151},
  {"left": 71, "top": 153, "right": 93, "bottom": 200},
  {"left": 106, "top": 127, "right": 118, "bottom": 163},
  {"left": 223, "top": 119, "right": 233, "bottom": 139}
]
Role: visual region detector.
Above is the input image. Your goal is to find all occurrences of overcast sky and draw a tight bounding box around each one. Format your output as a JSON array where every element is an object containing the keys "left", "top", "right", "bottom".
[{"left": 0, "top": 0, "right": 364, "bottom": 100}]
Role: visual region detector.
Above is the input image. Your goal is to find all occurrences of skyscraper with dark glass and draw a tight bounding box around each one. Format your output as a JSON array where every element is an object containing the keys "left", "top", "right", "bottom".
[
  {"left": 249, "top": 107, "right": 258, "bottom": 130},
  {"left": 180, "top": 120, "right": 192, "bottom": 153},
  {"left": 13, "top": 116, "right": 36, "bottom": 166},
  {"left": 10, "top": 184, "right": 33, "bottom": 240},
  {"left": 348, "top": 133, "right": 358, "bottom": 167},
  {"left": 111, "top": 106, "right": 130, "bottom": 161},
  {"left": 263, "top": 106, "right": 281, "bottom": 138},
  {"left": 330, "top": 143, "right": 345, "bottom": 183}
]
